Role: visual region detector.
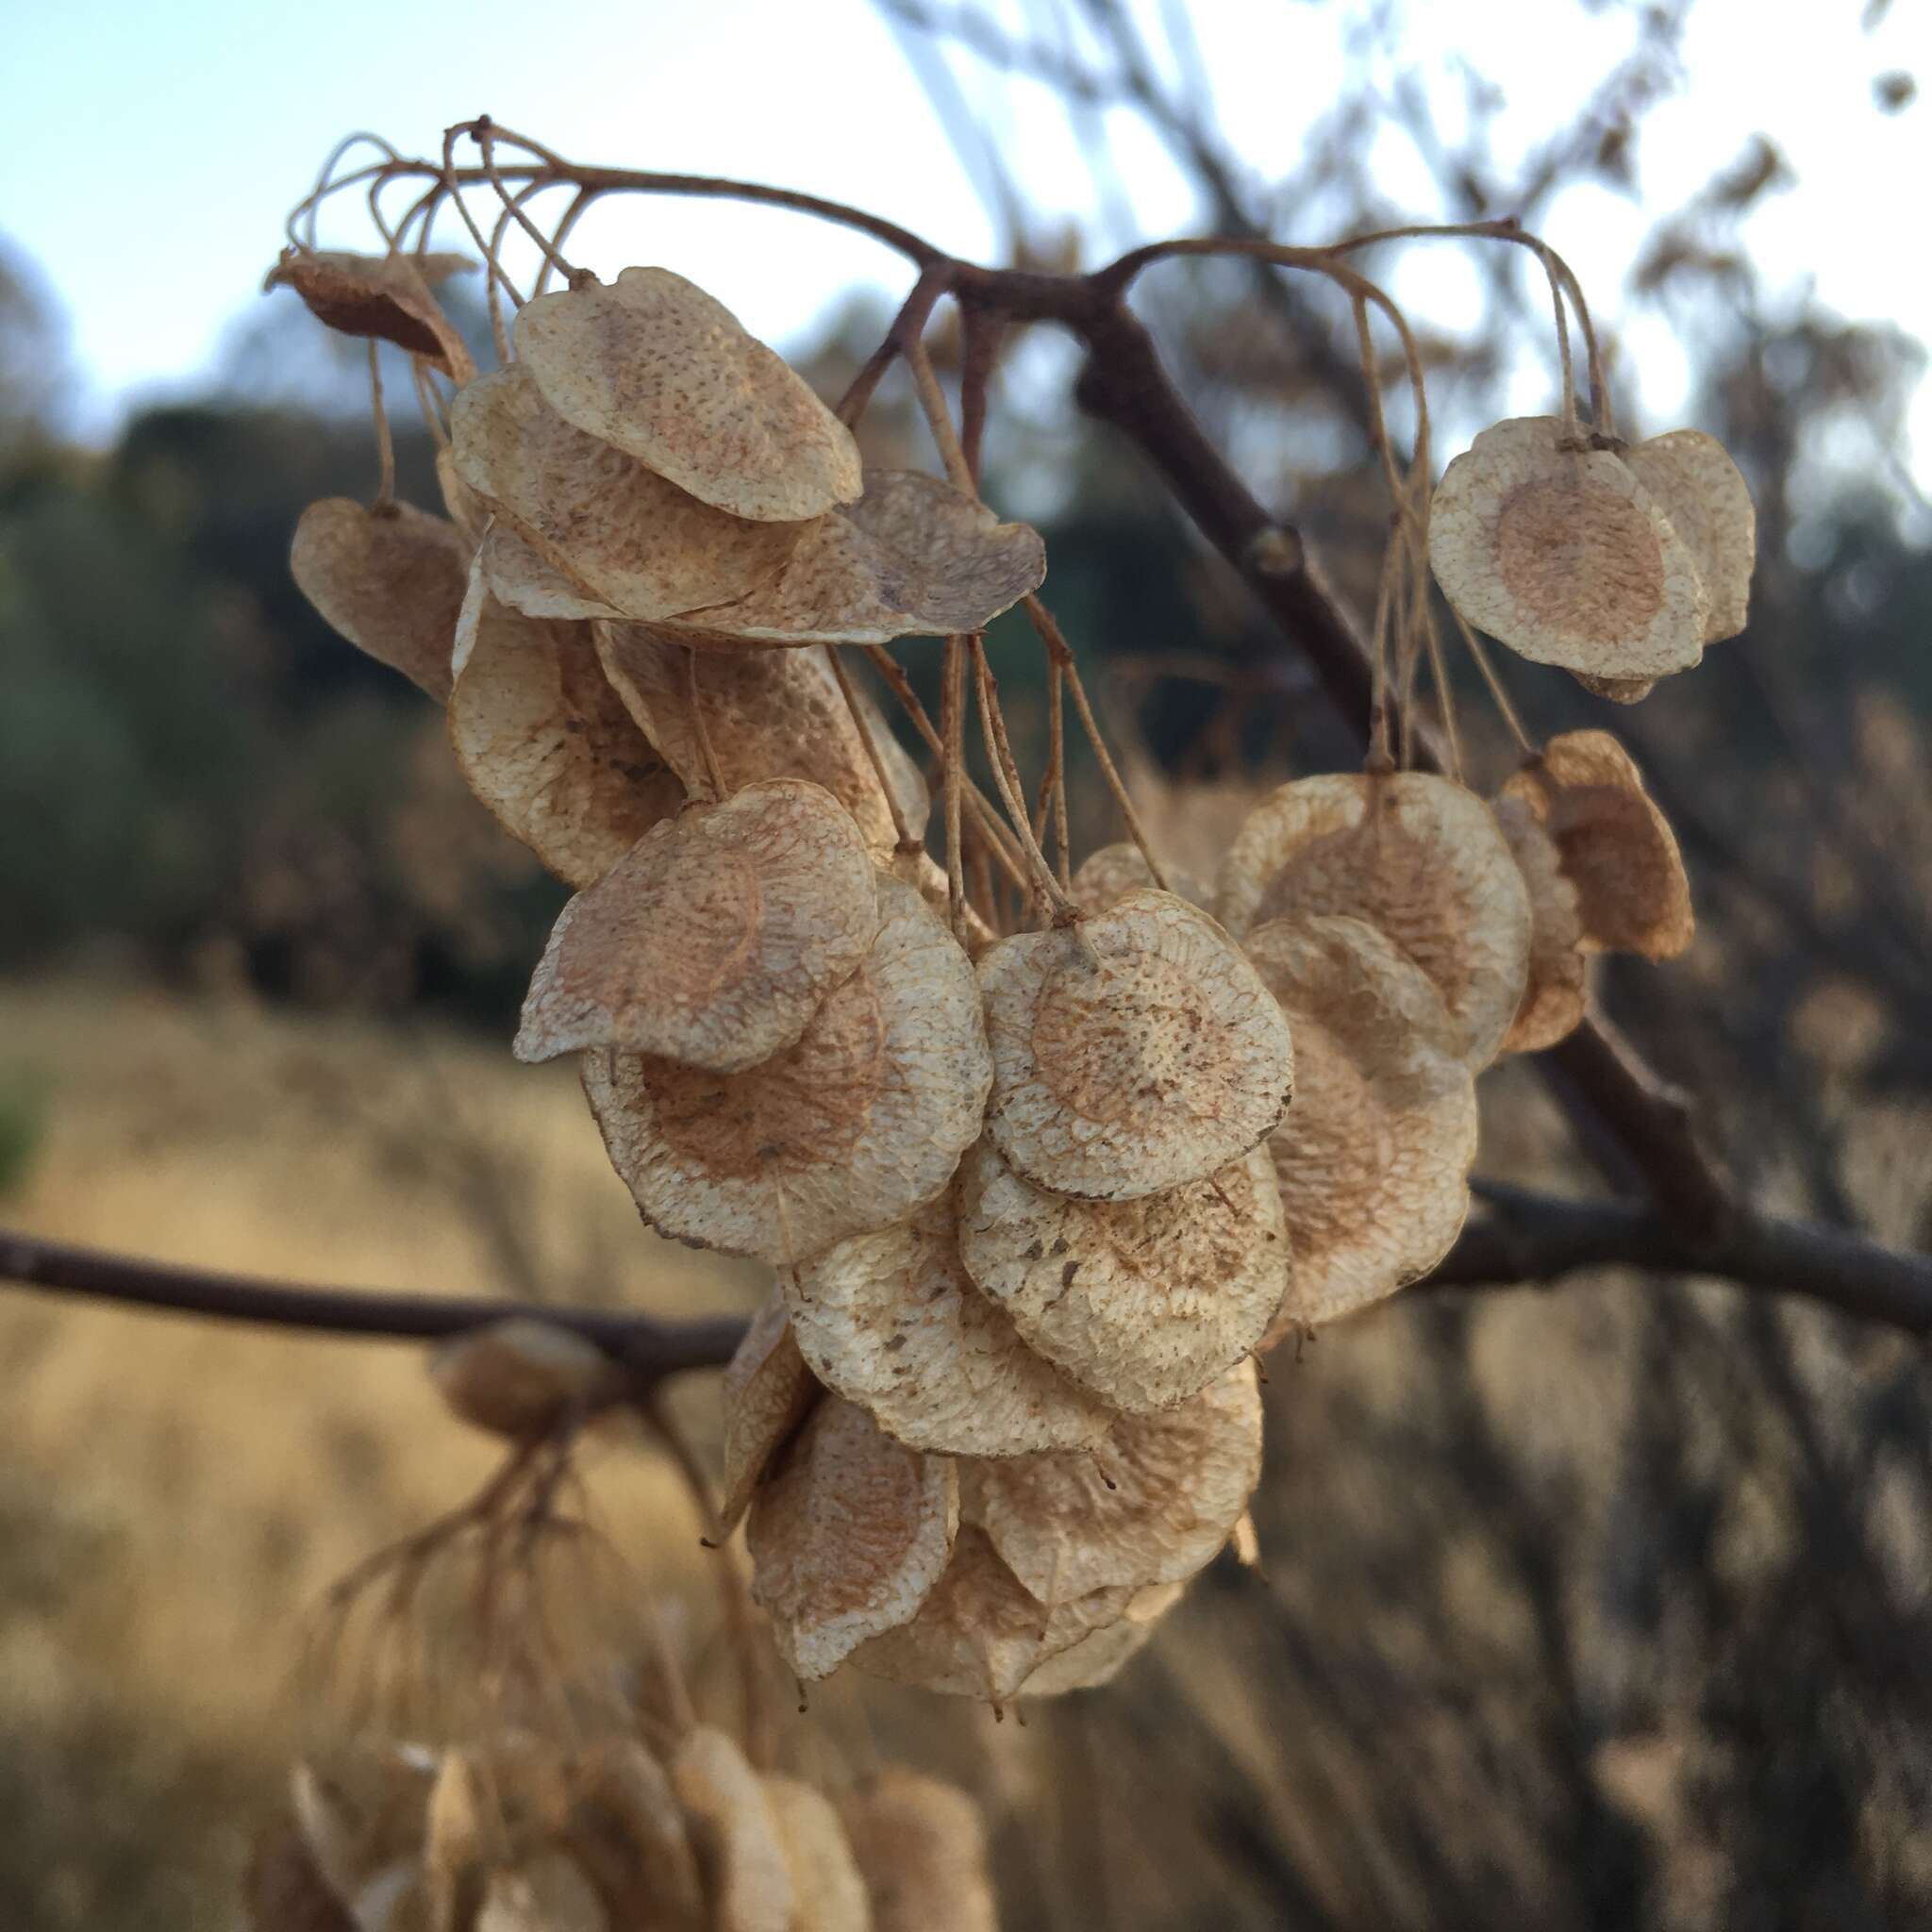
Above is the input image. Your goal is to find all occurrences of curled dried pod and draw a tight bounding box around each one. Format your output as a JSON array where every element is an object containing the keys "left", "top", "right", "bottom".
[
  {"left": 762, "top": 1775, "right": 874, "bottom": 1932},
  {"left": 977, "top": 890, "right": 1294, "bottom": 1202},
  {"left": 448, "top": 562, "right": 684, "bottom": 889},
  {"left": 848, "top": 1524, "right": 1144, "bottom": 1703},
  {"left": 1491, "top": 797, "right": 1588, "bottom": 1056},
  {"left": 1428, "top": 415, "right": 1708, "bottom": 684},
  {"left": 291, "top": 498, "right": 470, "bottom": 701},
  {"left": 719, "top": 1291, "right": 819, "bottom": 1533},
  {"left": 428, "top": 1319, "right": 625, "bottom": 1440},
  {"left": 451, "top": 366, "right": 806, "bottom": 621},
  {"left": 518, "top": 779, "right": 878, "bottom": 1074},
  {"left": 1622, "top": 428, "right": 1756, "bottom": 643},
  {"left": 267, "top": 247, "right": 475, "bottom": 380},
  {"left": 662, "top": 470, "right": 1046, "bottom": 646},
  {"left": 596, "top": 624, "right": 927, "bottom": 860},
  {"left": 783, "top": 1192, "right": 1114, "bottom": 1457},
  {"left": 1244, "top": 915, "right": 1477, "bottom": 1333},
  {"left": 1069, "top": 842, "right": 1209, "bottom": 916},
  {"left": 961, "top": 1360, "right": 1262, "bottom": 1605},
  {"left": 748, "top": 1396, "right": 958, "bottom": 1682},
  {"left": 582, "top": 873, "right": 990, "bottom": 1265},
  {"left": 1216, "top": 771, "right": 1531, "bottom": 1071},
  {"left": 669, "top": 1728, "right": 795, "bottom": 1932},
  {"left": 515, "top": 267, "right": 862, "bottom": 524},
  {"left": 838, "top": 1772, "right": 999, "bottom": 1932},
  {"left": 1499, "top": 730, "right": 1693, "bottom": 959},
  {"left": 958, "top": 1139, "right": 1287, "bottom": 1415}
]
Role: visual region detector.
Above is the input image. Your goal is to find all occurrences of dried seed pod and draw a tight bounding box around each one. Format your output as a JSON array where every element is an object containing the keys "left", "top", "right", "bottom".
[
  {"left": 291, "top": 498, "right": 470, "bottom": 701},
  {"left": 517, "top": 779, "right": 878, "bottom": 1073},
  {"left": 664, "top": 471, "right": 1046, "bottom": 646},
  {"left": 481, "top": 521, "right": 624, "bottom": 623},
  {"left": 437, "top": 446, "right": 492, "bottom": 546},
  {"left": 763, "top": 1776, "right": 875, "bottom": 1932},
  {"left": 1623, "top": 428, "right": 1755, "bottom": 643},
  {"left": 1491, "top": 796, "right": 1588, "bottom": 1055},
  {"left": 448, "top": 565, "right": 683, "bottom": 889},
  {"left": 1069, "top": 842, "right": 1209, "bottom": 916},
  {"left": 581, "top": 873, "right": 990, "bottom": 1265},
  {"left": 1428, "top": 415, "right": 1708, "bottom": 683},
  {"left": 428, "top": 1319, "right": 624, "bottom": 1440},
  {"left": 720, "top": 1291, "right": 819, "bottom": 1532},
  {"left": 451, "top": 366, "right": 805, "bottom": 621},
  {"left": 596, "top": 624, "right": 928, "bottom": 859},
  {"left": 849, "top": 1524, "right": 1137, "bottom": 1702},
  {"left": 1574, "top": 671, "right": 1657, "bottom": 706},
  {"left": 1244, "top": 915, "right": 1477, "bottom": 1333},
  {"left": 267, "top": 248, "right": 475, "bottom": 380},
  {"left": 1017, "top": 1579, "right": 1183, "bottom": 1697},
  {"left": 559, "top": 1741, "right": 706, "bottom": 1932},
  {"left": 669, "top": 1728, "right": 794, "bottom": 1932},
  {"left": 747, "top": 1395, "right": 958, "bottom": 1680},
  {"left": 244, "top": 1824, "right": 360, "bottom": 1932},
  {"left": 515, "top": 268, "right": 862, "bottom": 524},
  {"left": 1499, "top": 730, "right": 1693, "bottom": 958},
  {"left": 957, "top": 1140, "right": 1287, "bottom": 1414},
  {"left": 783, "top": 1193, "right": 1114, "bottom": 1457},
  {"left": 838, "top": 1772, "right": 998, "bottom": 1932},
  {"left": 1216, "top": 772, "right": 1531, "bottom": 1071},
  {"left": 977, "top": 890, "right": 1294, "bottom": 1201},
  {"left": 425, "top": 1752, "right": 491, "bottom": 1932},
  {"left": 477, "top": 1851, "right": 609, "bottom": 1932},
  {"left": 960, "top": 1361, "right": 1262, "bottom": 1604}
]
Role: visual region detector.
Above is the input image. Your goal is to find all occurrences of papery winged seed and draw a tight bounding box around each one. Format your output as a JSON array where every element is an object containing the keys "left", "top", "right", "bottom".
[
  {"left": 448, "top": 562, "right": 683, "bottom": 890},
  {"left": 291, "top": 498, "right": 469, "bottom": 701},
  {"left": 1216, "top": 771, "right": 1531, "bottom": 1072},
  {"left": 848, "top": 1524, "right": 1139, "bottom": 1702},
  {"left": 517, "top": 779, "right": 878, "bottom": 1073},
  {"left": 960, "top": 1360, "right": 1262, "bottom": 1605},
  {"left": 782, "top": 1191, "right": 1114, "bottom": 1457},
  {"left": 977, "top": 889, "right": 1294, "bottom": 1201},
  {"left": 1623, "top": 428, "right": 1755, "bottom": 643},
  {"left": 1492, "top": 796, "right": 1587, "bottom": 1055},
  {"left": 720, "top": 1291, "right": 819, "bottom": 1532},
  {"left": 663, "top": 470, "right": 1046, "bottom": 646},
  {"left": 428, "top": 1319, "right": 622, "bottom": 1440},
  {"left": 451, "top": 366, "right": 805, "bottom": 621},
  {"left": 749, "top": 1399, "right": 958, "bottom": 1681},
  {"left": 838, "top": 1773, "right": 998, "bottom": 1932},
  {"left": 581, "top": 873, "right": 990, "bottom": 1266},
  {"left": 1428, "top": 415, "right": 1707, "bottom": 681},
  {"left": 560, "top": 1741, "right": 706, "bottom": 1931},
  {"left": 1017, "top": 1579, "right": 1184, "bottom": 1697},
  {"left": 596, "top": 623, "right": 928, "bottom": 859},
  {"left": 1499, "top": 730, "right": 1693, "bottom": 959},
  {"left": 958, "top": 1139, "right": 1287, "bottom": 1414},
  {"left": 267, "top": 249, "right": 475, "bottom": 380},
  {"left": 669, "top": 1730, "right": 794, "bottom": 1932},
  {"left": 515, "top": 267, "right": 863, "bottom": 524},
  {"left": 1244, "top": 915, "right": 1477, "bottom": 1335},
  {"left": 482, "top": 520, "right": 625, "bottom": 622},
  {"left": 1069, "top": 842, "right": 1209, "bottom": 916},
  {"left": 763, "top": 1776, "right": 874, "bottom": 1932}
]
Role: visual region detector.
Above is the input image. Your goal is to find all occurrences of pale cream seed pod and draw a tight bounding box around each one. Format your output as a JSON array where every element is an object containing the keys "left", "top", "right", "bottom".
[
  {"left": 838, "top": 1772, "right": 999, "bottom": 1932},
  {"left": 1622, "top": 427, "right": 1756, "bottom": 644},
  {"left": 669, "top": 1728, "right": 796, "bottom": 1932}
]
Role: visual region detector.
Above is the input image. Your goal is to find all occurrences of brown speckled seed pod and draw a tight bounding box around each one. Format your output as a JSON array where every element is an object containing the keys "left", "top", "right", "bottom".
[
  {"left": 1623, "top": 428, "right": 1755, "bottom": 643},
  {"left": 581, "top": 874, "right": 988, "bottom": 1265},
  {"left": 1245, "top": 915, "right": 1477, "bottom": 1335},
  {"left": 748, "top": 1396, "right": 958, "bottom": 1682},
  {"left": 718, "top": 1292, "right": 820, "bottom": 1534},
  {"left": 291, "top": 498, "right": 470, "bottom": 702},
  {"left": 1491, "top": 796, "right": 1588, "bottom": 1056},
  {"left": 957, "top": 1140, "right": 1286, "bottom": 1415},
  {"left": 515, "top": 268, "right": 862, "bottom": 525},
  {"left": 1068, "top": 843, "right": 1209, "bottom": 916},
  {"left": 451, "top": 366, "right": 805, "bottom": 622},
  {"left": 1217, "top": 772, "right": 1531, "bottom": 1071},
  {"left": 448, "top": 564, "right": 683, "bottom": 890},
  {"left": 1499, "top": 730, "right": 1693, "bottom": 959},
  {"left": 517, "top": 779, "right": 877, "bottom": 1073},
  {"left": 1428, "top": 415, "right": 1708, "bottom": 684},
  {"left": 977, "top": 890, "right": 1293, "bottom": 1202}
]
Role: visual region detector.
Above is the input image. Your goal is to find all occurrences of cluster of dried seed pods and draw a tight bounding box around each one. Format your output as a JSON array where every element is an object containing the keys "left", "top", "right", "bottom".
[
  {"left": 1428, "top": 414, "right": 1756, "bottom": 700},
  {"left": 250, "top": 1730, "right": 998, "bottom": 1932}
]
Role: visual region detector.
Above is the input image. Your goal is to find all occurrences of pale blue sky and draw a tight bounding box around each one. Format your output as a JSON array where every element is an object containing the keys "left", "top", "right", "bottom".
[{"left": 6, "top": 0, "right": 1928, "bottom": 469}]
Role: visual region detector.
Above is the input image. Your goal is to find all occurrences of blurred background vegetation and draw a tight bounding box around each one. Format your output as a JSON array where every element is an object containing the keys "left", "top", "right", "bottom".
[{"left": 2, "top": 0, "right": 1930, "bottom": 1926}]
